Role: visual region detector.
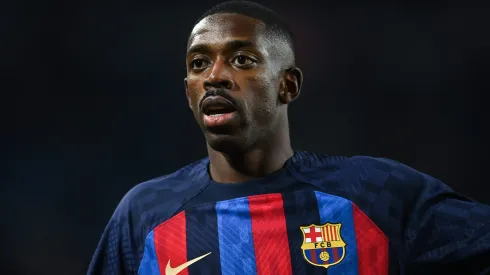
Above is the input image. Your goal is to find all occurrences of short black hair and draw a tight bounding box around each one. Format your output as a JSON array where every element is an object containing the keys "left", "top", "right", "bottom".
[{"left": 193, "top": 1, "right": 295, "bottom": 56}]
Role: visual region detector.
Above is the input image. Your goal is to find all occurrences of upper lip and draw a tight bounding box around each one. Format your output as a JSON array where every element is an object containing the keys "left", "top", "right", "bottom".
[{"left": 201, "top": 96, "right": 236, "bottom": 115}]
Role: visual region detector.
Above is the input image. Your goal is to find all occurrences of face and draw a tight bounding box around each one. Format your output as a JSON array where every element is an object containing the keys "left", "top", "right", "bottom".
[{"left": 185, "top": 13, "right": 301, "bottom": 152}]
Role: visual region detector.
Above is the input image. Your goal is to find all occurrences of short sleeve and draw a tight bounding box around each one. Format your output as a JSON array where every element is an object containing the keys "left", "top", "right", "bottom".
[
  {"left": 87, "top": 194, "right": 140, "bottom": 275},
  {"left": 401, "top": 165, "right": 490, "bottom": 274}
]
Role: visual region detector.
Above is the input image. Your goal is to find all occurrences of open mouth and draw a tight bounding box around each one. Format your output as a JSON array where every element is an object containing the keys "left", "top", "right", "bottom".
[
  {"left": 202, "top": 96, "right": 236, "bottom": 116},
  {"left": 201, "top": 96, "right": 238, "bottom": 128}
]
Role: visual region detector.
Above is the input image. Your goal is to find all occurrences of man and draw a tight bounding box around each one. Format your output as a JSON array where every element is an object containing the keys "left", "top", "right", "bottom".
[{"left": 88, "top": 1, "right": 490, "bottom": 274}]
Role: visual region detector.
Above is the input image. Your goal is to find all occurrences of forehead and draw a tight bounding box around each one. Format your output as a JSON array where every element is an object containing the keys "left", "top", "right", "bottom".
[{"left": 188, "top": 13, "right": 268, "bottom": 51}]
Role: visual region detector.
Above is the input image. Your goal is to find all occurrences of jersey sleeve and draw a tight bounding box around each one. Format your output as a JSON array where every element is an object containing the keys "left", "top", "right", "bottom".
[
  {"left": 399, "top": 165, "right": 490, "bottom": 274},
  {"left": 87, "top": 192, "right": 140, "bottom": 275}
]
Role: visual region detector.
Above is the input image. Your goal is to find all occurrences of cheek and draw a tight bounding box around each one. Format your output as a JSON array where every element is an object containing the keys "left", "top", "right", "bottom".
[
  {"left": 249, "top": 75, "right": 278, "bottom": 102},
  {"left": 186, "top": 79, "right": 203, "bottom": 109},
  {"left": 243, "top": 75, "right": 279, "bottom": 117}
]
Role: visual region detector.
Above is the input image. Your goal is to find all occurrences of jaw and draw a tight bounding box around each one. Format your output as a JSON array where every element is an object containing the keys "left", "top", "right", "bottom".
[{"left": 203, "top": 127, "right": 253, "bottom": 155}]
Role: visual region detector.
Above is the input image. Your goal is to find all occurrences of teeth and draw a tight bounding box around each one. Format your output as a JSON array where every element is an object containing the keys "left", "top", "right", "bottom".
[{"left": 210, "top": 114, "right": 222, "bottom": 117}]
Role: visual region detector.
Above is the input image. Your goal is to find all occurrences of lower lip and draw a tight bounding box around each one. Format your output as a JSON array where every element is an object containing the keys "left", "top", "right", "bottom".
[{"left": 203, "top": 112, "right": 236, "bottom": 127}]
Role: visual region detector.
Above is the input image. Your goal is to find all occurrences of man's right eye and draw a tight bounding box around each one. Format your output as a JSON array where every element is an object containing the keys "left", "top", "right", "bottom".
[{"left": 191, "top": 59, "right": 209, "bottom": 70}]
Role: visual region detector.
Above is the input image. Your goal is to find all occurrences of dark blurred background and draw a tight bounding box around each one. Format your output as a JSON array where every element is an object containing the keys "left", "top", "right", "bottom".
[{"left": 3, "top": 0, "right": 489, "bottom": 274}]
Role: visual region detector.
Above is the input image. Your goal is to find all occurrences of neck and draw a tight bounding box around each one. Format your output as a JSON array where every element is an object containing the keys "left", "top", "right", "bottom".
[{"left": 207, "top": 132, "right": 294, "bottom": 183}]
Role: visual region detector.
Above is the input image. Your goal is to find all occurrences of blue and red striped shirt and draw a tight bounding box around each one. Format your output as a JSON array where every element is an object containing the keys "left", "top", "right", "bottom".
[{"left": 88, "top": 152, "right": 490, "bottom": 274}]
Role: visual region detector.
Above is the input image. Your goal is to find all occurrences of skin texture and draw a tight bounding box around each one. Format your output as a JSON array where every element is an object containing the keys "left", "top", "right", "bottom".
[{"left": 185, "top": 13, "right": 303, "bottom": 183}]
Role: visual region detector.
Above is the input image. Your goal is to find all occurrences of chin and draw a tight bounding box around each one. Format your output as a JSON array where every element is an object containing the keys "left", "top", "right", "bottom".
[{"left": 205, "top": 132, "right": 251, "bottom": 154}]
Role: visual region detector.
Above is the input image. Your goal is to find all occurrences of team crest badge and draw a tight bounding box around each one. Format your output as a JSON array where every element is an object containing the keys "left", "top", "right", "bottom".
[{"left": 300, "top": 223, "right": 346, "bottom": 269}]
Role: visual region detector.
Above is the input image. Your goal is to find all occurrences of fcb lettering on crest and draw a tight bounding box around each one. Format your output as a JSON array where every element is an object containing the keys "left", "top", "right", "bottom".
[{"left": 300, "top": 223, "right": 346, "bottom": 269}]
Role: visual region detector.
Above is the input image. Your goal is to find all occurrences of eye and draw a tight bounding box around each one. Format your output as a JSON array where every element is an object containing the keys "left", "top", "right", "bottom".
[
  {"left": 191, "top": 59, "right": 209, "bottom": 70},
  {"left": 231, "top": 55, "right": 255, "bottom": 67}
]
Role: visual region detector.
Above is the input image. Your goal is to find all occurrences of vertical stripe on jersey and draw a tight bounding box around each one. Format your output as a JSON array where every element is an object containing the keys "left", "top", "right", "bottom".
[
  {"left": 216, "top": 198, "right": 257, "bottom": 275},
  {"left": 353, "top": 204, "right": 389, "bottom": 275},
  {"left": 153, "top": 211, "right": 188, "bottom": 275},
  {"left": 138, "top": 231, "right": 161, "bottom": 275},
  {"left": 186, "top": 203, "right": 222, "bottom": 274},
  {"left": 249, "top": 193, "right": 293, "bottom": 275},
  {"left": 314, "top": 191, "right": 359, "bottom": 274},
  {"left": 282, "top": 190, "right": 325, "bottom": 274}
]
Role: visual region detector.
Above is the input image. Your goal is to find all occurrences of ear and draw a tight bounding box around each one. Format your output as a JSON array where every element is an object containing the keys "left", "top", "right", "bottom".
[
  {"left": 184, "top": 78, "right": 192, "bottom": 110},
  {"left": 279, "top": 67, "right": 303, "bottom": 104}
]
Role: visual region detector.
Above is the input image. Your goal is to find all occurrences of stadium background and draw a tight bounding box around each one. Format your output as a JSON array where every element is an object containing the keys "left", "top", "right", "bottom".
[{"left": 3, "top": 0, "right": 489, "bottom": 274}]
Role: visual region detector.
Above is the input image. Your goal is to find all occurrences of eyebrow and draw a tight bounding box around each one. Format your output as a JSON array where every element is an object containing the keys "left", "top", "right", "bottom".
[{"left": 187, "top": 40, "right": 255, "bottom": 56}]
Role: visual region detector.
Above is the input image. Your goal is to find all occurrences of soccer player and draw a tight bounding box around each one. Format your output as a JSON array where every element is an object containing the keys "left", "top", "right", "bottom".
[{"left": 87, "top": 1, "right": 490, "bottom": 274}]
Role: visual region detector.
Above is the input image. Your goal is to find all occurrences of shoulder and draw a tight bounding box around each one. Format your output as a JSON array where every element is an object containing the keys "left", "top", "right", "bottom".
[
  {"left": 292, "top": 151, "right": 438, "bottom": 193},
  {"left": 105, "top": 157, "right": 211, "bottom": 255},
  {"left": 106, "top": 157, "right": 210, "bottom": 238},
  {"left": 116, "top": 157, "right": 210, "bottom": 218},
  {"left": 291, "top": 151, "right": 447, "bottom": 225},
  {"left": 88, "top": 158, "right": 211, "bottom": 272}
]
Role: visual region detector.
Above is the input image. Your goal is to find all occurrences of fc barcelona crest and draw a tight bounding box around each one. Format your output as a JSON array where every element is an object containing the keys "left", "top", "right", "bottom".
[{"left": 300, "top": 223, "right": 346, "bottom": 269}]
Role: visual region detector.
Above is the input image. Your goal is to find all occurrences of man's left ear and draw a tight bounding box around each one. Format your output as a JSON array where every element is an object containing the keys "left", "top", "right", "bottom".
[{"left": 279, "top": 67, "right": 303, "bottom": 104}]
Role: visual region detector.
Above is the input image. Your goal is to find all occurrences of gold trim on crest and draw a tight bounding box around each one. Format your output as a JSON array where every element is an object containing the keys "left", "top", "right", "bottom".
[{"left": 299, "top": 223, "right": 347, "bottom": 269}]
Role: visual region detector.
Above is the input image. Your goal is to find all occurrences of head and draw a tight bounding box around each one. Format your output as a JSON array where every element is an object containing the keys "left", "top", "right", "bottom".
[{"left": 185, "top": 1, "right": 303, "bottom": 154}]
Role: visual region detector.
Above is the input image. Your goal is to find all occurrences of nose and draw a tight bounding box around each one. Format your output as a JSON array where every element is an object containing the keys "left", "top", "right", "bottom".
[{"left": 203, "top": 58, "right": 235, "bottom": 90}]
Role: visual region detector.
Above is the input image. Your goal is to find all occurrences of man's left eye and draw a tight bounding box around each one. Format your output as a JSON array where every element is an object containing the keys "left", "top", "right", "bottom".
[{"left": 232, "top": 55, "right": 255, "bottom": 66}]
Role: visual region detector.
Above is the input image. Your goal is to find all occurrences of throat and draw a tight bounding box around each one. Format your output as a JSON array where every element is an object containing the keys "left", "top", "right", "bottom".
[{"left": 207, "top": 146, "right": 294, "bottom": 184}]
